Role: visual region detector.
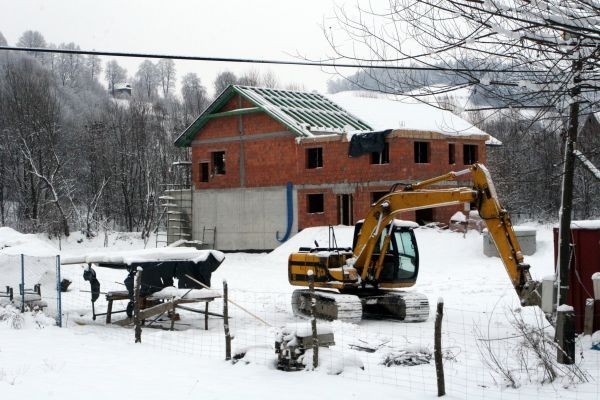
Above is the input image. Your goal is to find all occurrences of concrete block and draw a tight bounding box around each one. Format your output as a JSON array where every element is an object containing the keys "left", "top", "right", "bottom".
[{"left": 483, "top": 226, "right": 537, "bottom": 257}]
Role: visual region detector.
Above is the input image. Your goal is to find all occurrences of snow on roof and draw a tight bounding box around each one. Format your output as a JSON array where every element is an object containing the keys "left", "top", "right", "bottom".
[
  {"left": 570, "top": 220, "right": 600, "bottom": 230},
  {"left": 0, "top": 227, "right": 59, "bottom": 257},
  {"left": 114, "top": 83, "right": 132, "bottom": 90},
  {"left": 327, "top": 91, "right": 499, "bottom": 144},
  {"left": 61, "top": 247, "right": 225, "bottom": 265}
]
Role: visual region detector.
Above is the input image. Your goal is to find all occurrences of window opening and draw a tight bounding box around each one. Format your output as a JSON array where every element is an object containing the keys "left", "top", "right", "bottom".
[
  {"left": 307, "top": 194, "right": 324, "bottom": 213},
  {"left": 371, "top": 142, "right": 390, "bottom": 164},
  {"left": 306, "top": 147, "right": 323, "bottom": 169},
  {"left": 212, "top": 151, "right": 226, "bottom": 175},
  {"left": 414, "top": 142, "right": 430, "bottom": 163}
]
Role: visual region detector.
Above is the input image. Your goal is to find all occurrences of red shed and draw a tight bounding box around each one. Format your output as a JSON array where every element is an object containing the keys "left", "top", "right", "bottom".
[{"left": 553, "top": 220, "right": 600, "bottom": 333}]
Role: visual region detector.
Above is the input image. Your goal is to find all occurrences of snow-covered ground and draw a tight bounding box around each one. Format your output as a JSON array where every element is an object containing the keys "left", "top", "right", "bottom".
[{"left": 1, "top": 225, "right": 599, "bottom": 399}]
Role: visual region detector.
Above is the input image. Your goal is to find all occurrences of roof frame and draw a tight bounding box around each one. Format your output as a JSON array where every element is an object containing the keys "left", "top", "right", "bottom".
[{"left": 174, "top": 85, "right": 373, "bottom": 147}]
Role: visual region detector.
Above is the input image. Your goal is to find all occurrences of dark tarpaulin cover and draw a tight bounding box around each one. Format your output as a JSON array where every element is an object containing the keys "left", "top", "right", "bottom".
[
  {"left": 87, "top": 252, "right": 224, "bottom": 301},
  {"left": 122, "top": 252, "right": 223, "bottom": 299},
  {"left": 348, "top": 129, "right": 392, "bottom": 157}
]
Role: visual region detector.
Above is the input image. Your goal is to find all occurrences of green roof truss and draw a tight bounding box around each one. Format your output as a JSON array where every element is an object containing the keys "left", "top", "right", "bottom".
[{"left": 174, "top": 85, "right": 372, "bottom": 147}]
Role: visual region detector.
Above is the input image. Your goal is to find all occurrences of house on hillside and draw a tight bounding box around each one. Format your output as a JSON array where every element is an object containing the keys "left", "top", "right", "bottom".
[
  {"left": 171, "top": 85, "right": 497, "bottom": 251},
  {"left": 112, "top": 83, "right": 132, "bottom": 97}
]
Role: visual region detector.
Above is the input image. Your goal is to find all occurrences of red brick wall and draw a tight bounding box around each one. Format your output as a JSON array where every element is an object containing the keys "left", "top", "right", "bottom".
[
  {"left": 295, "top": 185, "right": 465, "bottom": 230},
  {"left": 189, "top": 99, "right": 487, "bottom": 226}
]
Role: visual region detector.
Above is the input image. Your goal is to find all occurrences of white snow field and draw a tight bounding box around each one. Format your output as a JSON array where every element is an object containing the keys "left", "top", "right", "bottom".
[{"left": 1, "top": 225, "right": 599, "bottom": 400}]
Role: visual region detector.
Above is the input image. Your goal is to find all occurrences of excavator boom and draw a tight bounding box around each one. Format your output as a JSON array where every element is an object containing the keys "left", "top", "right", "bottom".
[{"left": 353, "top": 164, "right": 541, "bottom": 306}]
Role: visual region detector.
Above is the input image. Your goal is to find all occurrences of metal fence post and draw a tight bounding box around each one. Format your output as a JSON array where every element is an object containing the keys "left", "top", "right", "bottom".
[
  {"left": 223, "top": 280, "right": 231, "bottom": 361},
  {"left": 308, "top": 269, "right": 318, "bottom": 369},
  {"left": 56, "top": 255, "right": 62, "bottom": 327},
  {"left": 20, "top": 254, "right": 25, "bottom": 313},
  {"left": 134, "top": 268, "right": 143, "bottom": 343}
]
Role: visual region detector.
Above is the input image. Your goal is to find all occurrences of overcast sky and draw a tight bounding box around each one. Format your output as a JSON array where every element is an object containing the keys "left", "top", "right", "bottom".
[{"left": 0, "top": 0, "right": 349, "bottom": 96}]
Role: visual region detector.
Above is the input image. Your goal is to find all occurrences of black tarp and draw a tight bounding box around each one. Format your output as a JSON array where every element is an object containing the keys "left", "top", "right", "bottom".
[
  {"left": 348, "top": 129, "right": 392, "bottom": 157},
  {"left": 119, "top": 253, "right": 223, "bottom": 299},
  {"left": 83, "top": 252, "right": 224, "bottom": 302}
]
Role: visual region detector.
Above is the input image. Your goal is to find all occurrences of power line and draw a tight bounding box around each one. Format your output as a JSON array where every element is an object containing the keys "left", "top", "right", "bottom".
[{"left": 0, "top": 46, "right": 538, "bottom": 74}]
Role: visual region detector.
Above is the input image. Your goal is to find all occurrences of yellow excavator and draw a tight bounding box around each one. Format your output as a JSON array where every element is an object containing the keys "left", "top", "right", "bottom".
[{"left": 288, "top": 164, "right": 542, "bottom": 323}]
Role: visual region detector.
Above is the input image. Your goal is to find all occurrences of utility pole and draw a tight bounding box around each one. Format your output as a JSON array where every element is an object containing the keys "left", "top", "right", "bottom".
[
  {"left": 557, "top": 56, "right": 582, "bottom": 306},
  {"left": 555, "top": 55, "right": 582, "bottom": 365}
]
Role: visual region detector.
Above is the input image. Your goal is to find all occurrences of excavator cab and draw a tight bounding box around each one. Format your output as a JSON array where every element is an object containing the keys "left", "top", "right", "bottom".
[{"left": 352, "top": 220, "right": 420, "bottom": 287}]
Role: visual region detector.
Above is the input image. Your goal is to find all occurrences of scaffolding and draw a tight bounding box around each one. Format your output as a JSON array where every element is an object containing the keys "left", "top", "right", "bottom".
[{"left": 156, "top": 184, "right": 193, "bottom": 247}]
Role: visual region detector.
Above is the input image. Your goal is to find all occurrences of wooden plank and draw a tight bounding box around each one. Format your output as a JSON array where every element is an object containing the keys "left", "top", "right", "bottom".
[
  {"left": 113, "top": 317, "right": 133, "bottom": 326},
  {"left": 206, "top": 107, "right": 261, "bottom": 119},
  {"left": 139, "top": 301, "right": 176, "bottom": 321},
  {"left": 106, "top": 299, "right": 113, "bottom": 324},
  {"left": 175, "top": 304, "right": 224, "bottom": 317},
  {"left": 106, "top": 290, "right": 129, "bottom": 300}
]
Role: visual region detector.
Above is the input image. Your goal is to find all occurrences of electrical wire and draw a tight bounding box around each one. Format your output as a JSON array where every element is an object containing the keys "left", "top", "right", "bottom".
[{"left": 0, "top": 45, "right": 541, "bottom": 74}]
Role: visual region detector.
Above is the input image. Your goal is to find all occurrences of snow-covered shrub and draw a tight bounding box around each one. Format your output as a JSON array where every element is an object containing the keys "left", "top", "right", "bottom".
[{"left": 0, "top": 305, "right": 24, "bottom": 329}]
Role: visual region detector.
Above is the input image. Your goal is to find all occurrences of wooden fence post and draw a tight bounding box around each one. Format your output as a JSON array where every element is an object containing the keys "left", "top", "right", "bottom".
[
  {"left": 584, "top": 298, "right": 594, "bottom": 336},
  {"left": 435, "top": 299, "right": 445, "bottom": 397},
  {"left": 134, "top": 268, "right": 142, "bottom": 343},
  {"left": 308, "top": 269, "right": 318, "bottom": 369},
  {"left": 223, "top": 279, "right": 232, "bottom": 361}
]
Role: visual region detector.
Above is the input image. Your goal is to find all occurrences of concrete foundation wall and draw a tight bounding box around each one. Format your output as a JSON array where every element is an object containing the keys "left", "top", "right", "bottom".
[
  {"left": 192, "top": 186, "right": 298, "bottom": 251},
  {"left": 483, "top": 228, "right": 537, "bottom": 257}
]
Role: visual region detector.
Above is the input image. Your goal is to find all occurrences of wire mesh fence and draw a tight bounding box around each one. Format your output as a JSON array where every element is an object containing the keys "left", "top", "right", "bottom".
[
  {"left": 0, "top": 253, "right": 62, "bottom": 326},
  {"left": 48, "top": 264, "right": 600, "bottom": 400},
  {"left": 1, "top": 256, "right": 598, "bottom": 399}
]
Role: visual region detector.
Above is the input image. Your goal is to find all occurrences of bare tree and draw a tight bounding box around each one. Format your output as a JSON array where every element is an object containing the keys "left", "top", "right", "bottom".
[
  {"left": 238, "top": 69, "right": 260, "bottom": 86},
  {"left": 85, "top": 55, "right": 102, "bottom": 82},
  {"left": 325, "top": 1, "right": 600, "bottom": 309},
  {"left": 55, "top": 42, "right": 84, "bottom": 87},
  {"left": 214, "top": 70, "right": 238, "bottom": 94},
  {"left": 105, "top": 59, "right": 127, "bottom": 96},
  {"left": 181, "top": 72, "right": 208, "bottom": 120},
  {"left": 0, "top": 31, "right": 7, "bottom": 46},
  {"left": 157, "top": 59, "right": 176, "bottom": 97},
  {"left": 17, "top": 30, "right": 46, "bottom": 49},
  {"left": 135, "top": 60, "right": 160, "bottom": 100},
  {"left": 238, "top": 68, "right": 281, "bottom": 88},
  {"left": 0, "top": 55, "right": 71, "bottom": 235}
]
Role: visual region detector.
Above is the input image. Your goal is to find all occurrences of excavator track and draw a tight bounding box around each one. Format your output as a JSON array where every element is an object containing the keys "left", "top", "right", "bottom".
[
  {"left": 291, "top": 289, "right": 363, "bottom": 324},
  {"left": 362, "top": 291, "right": 430, "bottom": 322},
  {"left": 291, "top": 289, "right": 429, "bottom": 323}
]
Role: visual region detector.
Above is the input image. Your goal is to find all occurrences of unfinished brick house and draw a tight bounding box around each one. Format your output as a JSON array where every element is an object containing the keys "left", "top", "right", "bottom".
[{"left": 174, "top": 85, "right": 496, "bottom": 250}]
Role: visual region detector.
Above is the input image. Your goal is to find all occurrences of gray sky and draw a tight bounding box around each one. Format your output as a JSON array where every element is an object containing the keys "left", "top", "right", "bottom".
[{"left": 1, "top": 0, "right": 347, "bottom": 96}]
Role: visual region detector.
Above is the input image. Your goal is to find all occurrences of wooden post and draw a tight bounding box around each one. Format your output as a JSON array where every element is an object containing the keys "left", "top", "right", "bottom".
[
  {"left": 434, "top": 299, "right": 446, "bottom": 397},
  {"left": 223, "top": 280, "right": 232, "bottom": 361},
  {"left": 169, "top": 302, "right": 176, "bottom": 331},
  {"left": 584, "top": 298, "right": 594, "bottom": 336},
  {"left": 556, "top": 306, "right": 575, "bottom": 364},
  {"left": 134, "top": 268, "right": 142, "bottom": 343},
  {"left": 308, "top": 269, "right": 318, "bottom": 369}
]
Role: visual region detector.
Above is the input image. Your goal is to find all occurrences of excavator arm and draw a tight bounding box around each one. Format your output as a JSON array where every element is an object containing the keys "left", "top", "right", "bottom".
[{"left": 352, "top": 164, "right": 542, "bottom": 307}]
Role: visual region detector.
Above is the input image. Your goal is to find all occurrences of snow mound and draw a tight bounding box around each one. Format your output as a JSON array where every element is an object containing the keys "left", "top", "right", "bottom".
[
  {"left": 0, "top": 227, "right": 59, "bottom": 257},
  {"left": 269, "top": 226, "right": 355, "bottom": 258},
  {"left": 300, "top": 348, "right": 364, "bottom": 375}
]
